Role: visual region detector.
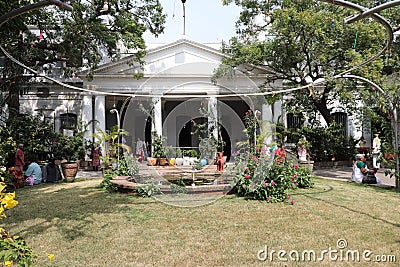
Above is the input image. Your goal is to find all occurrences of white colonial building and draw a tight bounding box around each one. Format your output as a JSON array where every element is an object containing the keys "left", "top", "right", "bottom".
[{"left": 19, "top": 38, "right": 368, "bottom": 160}]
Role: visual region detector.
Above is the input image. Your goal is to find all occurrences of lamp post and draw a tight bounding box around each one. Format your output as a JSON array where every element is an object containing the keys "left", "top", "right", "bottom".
[{"left": 110, "top": 107, "right": 120, "bottom": 163}]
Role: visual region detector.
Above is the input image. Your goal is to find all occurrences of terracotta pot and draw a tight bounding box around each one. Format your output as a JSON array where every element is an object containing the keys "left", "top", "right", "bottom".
[
  {"left": 147, "top": 157, "right": 157, "bottom": 166},
  {"left": 61, "top": 162, "right": 79, "bottom": 180},
  {"left": 158, "top": 158, "right": 167, "bottom": 166}
]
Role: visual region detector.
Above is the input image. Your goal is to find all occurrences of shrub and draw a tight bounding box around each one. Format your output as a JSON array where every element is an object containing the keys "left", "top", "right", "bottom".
[
  {"left": 0, "top": 173, "right": 37, "bottom": 265},
  {"left": 51, "top": 134, "right": 86, "bottom": 163},
  {"left": 100, "top": 169, "right": 117, "bottom": 192},
  {"left": 233, "top": 147, "right": 313, "bottom": 202},
  {"left": 136, "top": 182, "right": 162, "bottom": 197},
  {"left": 115, "top": 153, "right": 138, "bottom": 177}
]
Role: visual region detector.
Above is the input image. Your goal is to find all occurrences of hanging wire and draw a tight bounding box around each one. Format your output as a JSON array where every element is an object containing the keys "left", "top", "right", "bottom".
[{"left": 1, "top": 0, "right": 399, "bottom": 100}]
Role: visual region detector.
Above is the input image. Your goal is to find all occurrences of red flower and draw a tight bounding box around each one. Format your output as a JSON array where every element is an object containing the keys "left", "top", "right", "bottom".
[{"left": 291, "top": 199, "right": 295, "bottom": 205}]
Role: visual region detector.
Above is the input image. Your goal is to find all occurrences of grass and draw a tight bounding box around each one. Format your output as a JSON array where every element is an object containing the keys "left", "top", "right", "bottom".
[{"left": 3, "top": 177, "right": 400, "bottom": 266}]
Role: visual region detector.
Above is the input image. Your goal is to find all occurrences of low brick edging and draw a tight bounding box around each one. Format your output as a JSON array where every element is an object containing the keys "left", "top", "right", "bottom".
[
  {"left": 111, "top": 175, "right": 233, "bottom": 195},
  {"left": 313, "top": 160, "right": 353, "bottom": 169}
]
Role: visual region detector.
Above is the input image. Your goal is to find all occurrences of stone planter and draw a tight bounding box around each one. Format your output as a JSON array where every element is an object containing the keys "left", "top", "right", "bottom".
[{"left": 61, "top": 162, "right": 79, "bottom": 181}]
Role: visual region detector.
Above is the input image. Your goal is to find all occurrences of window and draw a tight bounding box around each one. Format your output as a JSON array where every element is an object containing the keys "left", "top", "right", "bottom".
[
  {"left": 332, "top": 112, "right": 348, "bottom": 136},
  {"left": 59, "top": 113, "right": 77, "bottom": 130},
  {"left": 286, "top": 113, "right": 304, "bottom": 143}
]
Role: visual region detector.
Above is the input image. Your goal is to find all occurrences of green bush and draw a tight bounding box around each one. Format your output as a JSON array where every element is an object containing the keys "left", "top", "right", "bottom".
[
  {"left": 100, "top": 169, "right": 117, "bottom": 192},
  {"left": 51, "top": 134, "right": 86, "bottom": 162},
  {"left": 115, "top": 153, "right": 138, "bottom": 177},
  {"left": 136, "top": 182, "right": 162, "bottom": 197},
  {"left": 233, "top": 148, "right": 313, "bottom": 202},
  {"left": 0, "top": 114, "right": 58, "bottom": 164},
  {"left": 287, "top": 122, "right": 357, "bottom": 162}
]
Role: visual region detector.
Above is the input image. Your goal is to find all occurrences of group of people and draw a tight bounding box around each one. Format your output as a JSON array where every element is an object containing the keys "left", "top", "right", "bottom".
[{"left": 12, "top": 144, "right": 61, "bottom": 187}]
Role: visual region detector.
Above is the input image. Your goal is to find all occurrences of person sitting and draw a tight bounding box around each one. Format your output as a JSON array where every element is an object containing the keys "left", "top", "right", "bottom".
[
  {"left": 352, "top": 154, "right": 368, "bottom": 183},
  {"left": 24, "top": 157, "right": 43, "bottom": 186},
  {"left": 42, "top": 158, "right": 61, "bottom": 183}
]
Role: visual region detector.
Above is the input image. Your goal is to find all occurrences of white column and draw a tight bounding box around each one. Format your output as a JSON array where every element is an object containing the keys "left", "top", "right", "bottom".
[
  {"left": 82, "top": 95, "right": 93, "bottom": 141},
  {"left": 208, "top": 96, "right": 218, "bottom": 140},
  {"left": 262, "top": 104, "right": 274, "bottom": 145},
  {"left": 95, "top": 95, "right": 106, "bottom": 134},
  {"left": 153, "top": 97, "right": 162, "bottom": 136}
]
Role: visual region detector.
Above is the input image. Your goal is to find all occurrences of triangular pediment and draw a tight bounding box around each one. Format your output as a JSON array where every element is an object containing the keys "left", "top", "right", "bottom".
[{"left": 92, "top": 39, "right": 226, "bottom": 76}]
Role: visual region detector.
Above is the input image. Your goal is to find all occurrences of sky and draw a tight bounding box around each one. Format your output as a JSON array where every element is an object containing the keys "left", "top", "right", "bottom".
[{"left": 144, "top": 0, "right": 242, "bottom": 43}]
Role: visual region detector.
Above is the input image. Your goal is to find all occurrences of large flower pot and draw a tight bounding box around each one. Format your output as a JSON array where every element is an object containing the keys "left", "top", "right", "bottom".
[
  {"left": 61, "top": 162, "right": 79, "bottom": 181},
  {"left": 147, "top": 157, "right": 157, "bottom": 166},
  {"left": 158, "top": 158, "right": 167, "bottom": 166}
]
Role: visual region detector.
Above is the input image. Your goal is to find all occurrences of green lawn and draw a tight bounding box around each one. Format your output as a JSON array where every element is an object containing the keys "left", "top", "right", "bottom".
[{"left": 3, "top": 177, "right": 399, "bottom": 266}]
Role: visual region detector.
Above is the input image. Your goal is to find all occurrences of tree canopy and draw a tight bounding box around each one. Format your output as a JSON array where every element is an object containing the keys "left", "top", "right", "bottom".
[
  {"left": 219, "top": 0, "right": 400, "bottom": 126},
  {"left": 0, "top": 0, "right": 166, "bottom": 120}
]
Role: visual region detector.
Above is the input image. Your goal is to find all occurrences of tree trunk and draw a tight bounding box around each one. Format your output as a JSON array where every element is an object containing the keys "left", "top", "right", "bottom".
[{"left": 314, "top": 100, "right": 333, "bottom": 125}]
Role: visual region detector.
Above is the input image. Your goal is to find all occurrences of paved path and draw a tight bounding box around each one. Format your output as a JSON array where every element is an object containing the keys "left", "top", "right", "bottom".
[
  {"left": 75, "top": 170, "right": 103, "bottom": 179},
  {"left": 312, "top": 166, "right": 397, "bottom": 187},
  {"left": 75, "top": 166, "right": 398, "bottom": 188}
]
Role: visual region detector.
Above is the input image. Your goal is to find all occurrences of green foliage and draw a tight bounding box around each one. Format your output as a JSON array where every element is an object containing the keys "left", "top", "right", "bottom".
[
  {"left": 176, "top": 148, "right": 183, "bottom": 158},
  {"left": 151, "top": 132, "right": 166, "bottom": 158},
  {"left": 100, "top": 169, "right": 117, "bottom": 193},
  {"left": 183, "top": 149, "right": 198, "bottom": 158},
  {"left": 0, "top": 228, "right": 37, "bottom": 267},
  {"left": 115, "top": 153, "right": 139, "bottom": 177},
  {"left": 92, "top": 126, "right": 129, "bottom": 168},
  {"left": 51, "top": 134, "right": 86, "bottom": 162},
  {"left": 295, "top": 122, "right": 357, "bottom": 162},
  {"left": 219, "top": 0, "right": 397, "bottom": 126},
  {"left": 170, "top": 177, "right": 188, "bottom": 194},
  {"left": 136, "top": 182, "right": 162, "bottom": 197},
  {"left": 233, "top": 148, "right": 313, "bottom": 202},
  {"left": 0, "top": 173, "right": 36, "bottom": 266},
  {"left": 0, "top": 114, "right": 58, "bottom": 163}
]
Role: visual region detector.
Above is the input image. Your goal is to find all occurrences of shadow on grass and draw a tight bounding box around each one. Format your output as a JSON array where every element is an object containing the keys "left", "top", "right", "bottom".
[
  {"left": 5, "top": 180, "right": 159, "bottom": 241},
  {"left": 298, "top": 180, "right": 400, "bottom": 228}
]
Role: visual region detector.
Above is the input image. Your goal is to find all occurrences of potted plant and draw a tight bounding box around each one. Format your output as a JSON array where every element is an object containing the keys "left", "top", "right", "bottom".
[
  {"left": 51, "top": 133, "right": 86, "bottom": 180},
  {"left": 175, "top": 148, "right": 184, "bottom": 165},
  {"left": 199, "top": 138, "right": 217, "bottom": 165},
  {"left": 165, "top": 145, "right": 176, "bottom": 166},
  {"left": 152, "top": 133, "right": 166, "bottom": 166}
]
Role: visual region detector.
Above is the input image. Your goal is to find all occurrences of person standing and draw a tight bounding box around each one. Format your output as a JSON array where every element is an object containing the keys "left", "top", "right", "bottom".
[
  {"left": 135, "top": 138, "right": 145, "bottom": 162},
  {"left": 15, "top": 144, "right": 25, "bottom": 171},
  {"left": 24, "top": 157, "right": 42, "bottom": 185},
  {"left": 92, "top": 146, "right": 102, "bottom": 171},
  {"left": 297, "top": 135, "right": 309, "bottom": 163}
]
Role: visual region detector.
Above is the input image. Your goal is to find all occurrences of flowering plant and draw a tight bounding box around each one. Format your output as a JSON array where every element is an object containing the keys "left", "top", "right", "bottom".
[
  {"left": 233, "top": 146, "right": 313, "bottom": 203},
  {"left": 0, "top": 172, "right": 37, "bottom": 265}
]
